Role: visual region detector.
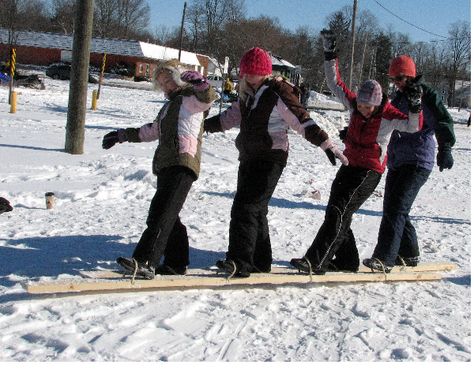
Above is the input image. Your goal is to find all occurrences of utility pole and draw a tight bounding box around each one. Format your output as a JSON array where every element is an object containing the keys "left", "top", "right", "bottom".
[
  {"left": 178, "top": 2, "right": 187, "bottom": 62},
  {"left": 349, "top": 0, "right": 358, "bottom": 90},
  {"left": 64, "top": 0, "right": 94, "bottom": 155}
]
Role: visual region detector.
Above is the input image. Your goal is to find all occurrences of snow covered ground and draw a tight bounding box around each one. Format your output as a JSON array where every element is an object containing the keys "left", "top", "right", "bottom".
[{"left": 0, "top": 73, "right": 471, "bottom": 363}]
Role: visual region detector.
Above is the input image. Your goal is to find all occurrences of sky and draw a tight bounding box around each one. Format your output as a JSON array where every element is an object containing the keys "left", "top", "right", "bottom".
[{"left": 147, "top": 0, "right": 471, "bottom": 43}]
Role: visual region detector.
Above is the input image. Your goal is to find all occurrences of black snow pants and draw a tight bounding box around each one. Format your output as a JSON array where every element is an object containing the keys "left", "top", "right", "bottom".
[
  {"left": 305, "top": 165, "right": 382, "bottom": 271},
  {"left": 132, "top": 166, "right": 195, "bottom": 268},
  {"left": 226, "top": 159, "right": 284, "bottom": 273}
]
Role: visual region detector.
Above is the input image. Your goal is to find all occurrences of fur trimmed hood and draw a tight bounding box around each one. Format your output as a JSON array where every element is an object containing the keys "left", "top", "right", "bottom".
[{"left": 152, "top": 59, "right": 187, "bottom": 91}]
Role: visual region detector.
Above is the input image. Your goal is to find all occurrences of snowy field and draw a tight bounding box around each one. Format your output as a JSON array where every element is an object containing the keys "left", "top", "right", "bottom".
[{"left": 0, "top": 72, "right": 471, "bottom": 364}]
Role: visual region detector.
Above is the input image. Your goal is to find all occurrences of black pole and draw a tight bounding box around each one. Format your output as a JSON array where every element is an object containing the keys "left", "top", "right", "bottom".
[{"left": 178, "top": 2, "right": 187, "bottom": 62}]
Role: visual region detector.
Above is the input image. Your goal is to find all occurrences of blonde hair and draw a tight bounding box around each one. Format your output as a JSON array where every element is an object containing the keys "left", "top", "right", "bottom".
[{"left": 152, "top": 59, "right": 187, "bottom": 91}]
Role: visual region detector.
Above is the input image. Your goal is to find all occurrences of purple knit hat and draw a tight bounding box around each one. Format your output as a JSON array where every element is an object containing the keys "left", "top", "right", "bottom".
[{"left": 357, "top": 80, "right": 382, "bottom": 106}]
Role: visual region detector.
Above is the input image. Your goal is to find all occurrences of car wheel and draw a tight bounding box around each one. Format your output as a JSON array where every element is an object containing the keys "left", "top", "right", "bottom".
[{"left": 52, "top": 74, "right": 59, "bottom": 79}]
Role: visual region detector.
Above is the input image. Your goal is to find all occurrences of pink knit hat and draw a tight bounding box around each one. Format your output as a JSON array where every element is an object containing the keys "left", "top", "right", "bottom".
[
  {"left": 239, "top": 47, "right": 273, "bottom": 76},
  {"left": 357, "top": 80, "right": 382, "bottom": 106}
]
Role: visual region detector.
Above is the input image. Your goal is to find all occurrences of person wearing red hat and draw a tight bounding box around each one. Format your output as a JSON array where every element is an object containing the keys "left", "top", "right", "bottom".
[
  {"left": 290, "top": 30, "right": 423, "bottom": 275},
  {"left": 204, "top": 47, "right": 348, "bottom": 277},
  {"left": 363, "top": 54, "right": 456, "bottom": 272}
]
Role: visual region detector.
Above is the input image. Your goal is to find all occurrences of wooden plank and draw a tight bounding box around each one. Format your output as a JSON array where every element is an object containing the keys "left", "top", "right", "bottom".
[
  {"left": 26, "top": 269, "right": 444, "bottom": 295},
  {"left": 78, "top": 261, "right": 457, "bottom": 280}
]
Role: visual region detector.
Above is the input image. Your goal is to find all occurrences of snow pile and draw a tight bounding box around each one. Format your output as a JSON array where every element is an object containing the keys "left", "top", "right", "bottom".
[{"left": 0, "top": 76, "right": 470, "bottom": 362}]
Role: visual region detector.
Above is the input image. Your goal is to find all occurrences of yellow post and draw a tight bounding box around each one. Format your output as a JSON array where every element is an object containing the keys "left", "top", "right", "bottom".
[
  {"left": 9, "top": 91, "right": 16, "bottom": 113},
  {"left": 91, "top": 89, "right": 98, "bottom": 110}
]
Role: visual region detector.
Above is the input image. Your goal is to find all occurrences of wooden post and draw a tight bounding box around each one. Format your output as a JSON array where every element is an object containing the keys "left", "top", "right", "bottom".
[
  {"left": 8, "top": 48, "right": 15, "bottom": 105},
  {"left": 9, "top": 91, "right": 16, "bottom": 113},
  {"left": 97, "top": 52, "right": 106, "bottom": 100},
  {"left": 64, "top": 0, "right": 94, "bottom": 155},
  {"left": 91, "top": 89, "right": 98, "bottom": 110},
  {"left": 349, "top": 0, "right": 358, "bottom": 90}
]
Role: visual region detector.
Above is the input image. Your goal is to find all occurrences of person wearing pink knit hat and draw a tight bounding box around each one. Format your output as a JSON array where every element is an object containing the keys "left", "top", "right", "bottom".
[
  {"left": 291, "top": 30, "right": 423, "bottom": 275},
  {"left": 204, "top": 46, "right": 348, "bottom": 278}
]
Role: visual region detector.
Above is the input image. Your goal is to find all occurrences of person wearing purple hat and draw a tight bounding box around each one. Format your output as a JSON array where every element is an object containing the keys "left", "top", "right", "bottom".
[
  {"left": 290, "top": 30, "right": 423, "bottom": 275},
  {"left": 102, "top": 59, "right": 218, "bottom": 279},
  {"left": 204, "top": 47, "right": 348, "bottom": 277}
]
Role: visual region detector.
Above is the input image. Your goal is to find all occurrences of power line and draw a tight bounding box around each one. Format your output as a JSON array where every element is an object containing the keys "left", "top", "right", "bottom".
[{"left": 372, "top": 0, "right": 448, "bottom": 39}]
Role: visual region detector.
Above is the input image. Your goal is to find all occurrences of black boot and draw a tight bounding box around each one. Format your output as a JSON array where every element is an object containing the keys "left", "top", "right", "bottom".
[
  {"left": 155, "top": 264, "right": 187, "bottom": 275},
  {"left": 395, "top": 256, "right": 419, "bottom": 267},
  {"left": 289, "top": 257, "right": 326, "bottom": 275},
  {"left": 362, "top": 258, "right": 393, "bottom": 273},
  {"left": 216, "top": 259, "right": 250, "bottom": 278},
  {"left": 116, "top": 257, "right": 155, "bottom": 280}
]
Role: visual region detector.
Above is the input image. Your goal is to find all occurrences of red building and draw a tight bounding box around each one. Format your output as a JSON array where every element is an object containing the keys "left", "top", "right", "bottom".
[{"left": 0, "top": 28, "right": 208, "bottom": 77}]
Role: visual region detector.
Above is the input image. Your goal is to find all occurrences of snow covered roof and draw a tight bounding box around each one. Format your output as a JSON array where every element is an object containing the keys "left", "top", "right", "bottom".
[
  {"left": 0, "top": 28, "right": 201, "bottom": 66},
  {"left": 271, "top": 55, "right": 295, "bottom": 68}
]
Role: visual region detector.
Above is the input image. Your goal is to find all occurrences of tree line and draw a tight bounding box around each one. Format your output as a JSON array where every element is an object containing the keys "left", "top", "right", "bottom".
[{"left": 0, "top": 0, "right": 470, "bottom": 106}]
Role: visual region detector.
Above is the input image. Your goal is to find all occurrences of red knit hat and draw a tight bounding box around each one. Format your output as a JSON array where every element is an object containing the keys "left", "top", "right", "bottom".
[
  {"left": 239, "top": 47, "right": 273, "bottom": 76},
  {"left": 389, "top": 55, "right": 416, "bottom": 77}
]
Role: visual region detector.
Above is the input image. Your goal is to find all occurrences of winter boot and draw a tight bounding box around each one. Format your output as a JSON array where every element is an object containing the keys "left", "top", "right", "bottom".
[
  {"left": 155, "top": 264, "right": 187, "bottom": 275},
  {"left": 289, "top": 257, "right": 326, "bottom": 275},
  {"left": 116, "top": 256, "right": 155, "bottom": 280},
  {"left": 0, "top": 197, "right": 13, "bottom": 214},
  {"left": 216, "top": 259, "right": 250, "bottom": 278},
  {"left": 362, "top": 258, "right": 393, "bottom": 273},
  {"left": 395, "top": 256, "right": 419, "bottom": 267}
]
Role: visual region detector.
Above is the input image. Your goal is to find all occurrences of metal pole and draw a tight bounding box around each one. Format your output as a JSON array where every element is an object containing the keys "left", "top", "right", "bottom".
[
  {"left": 97, "top": 52, "right": 106, "bottom": 100},
  {"left": 349, "top": 0, "right": 358, "bottom": 90},
  {"left": 178, "top": 2, "right": 187, "bottom": 62}
]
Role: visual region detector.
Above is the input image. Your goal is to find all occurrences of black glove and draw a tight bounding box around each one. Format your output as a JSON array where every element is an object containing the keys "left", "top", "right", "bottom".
[
  {"left": 405, "top": 77, "right": 423, "bottom": 113},
  {"left": 0, "top": 197, "right": 13, "bottom": 214},
  {"left": 437, "top": 145, "right": 454, "bottom": 171},
  {"left": 102, "top": 129, "right": 127, "bottom": 149},
  {"left": 321, "top": 29, "right": 337, "bottom": 60},
  {"left": 320, "top": 139, "right": 349, "bottom": 166},
  {"left": 339, "top": 127, "right": 348, "bottom": 141}
]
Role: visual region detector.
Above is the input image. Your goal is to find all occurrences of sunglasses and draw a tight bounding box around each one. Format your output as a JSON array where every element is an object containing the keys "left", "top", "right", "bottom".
[{"left": 389, "top": 75, "right": 406, "bottom": 82}]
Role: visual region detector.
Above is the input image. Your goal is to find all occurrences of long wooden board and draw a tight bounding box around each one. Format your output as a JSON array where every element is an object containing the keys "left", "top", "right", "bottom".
[{"left": 24, "top": 262, "right": 456, "bottom": 295}]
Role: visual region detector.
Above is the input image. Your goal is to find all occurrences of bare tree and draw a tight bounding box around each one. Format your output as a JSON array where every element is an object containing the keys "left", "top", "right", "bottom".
[
  {"left": 444, "top": 21, "right": 470, "bottom": 105},
  {"left": 115, "top": 0, "right": 150, "bottom": 39},
  {"left": 50, "top": 0, "right": 76, "bottom": 34}
]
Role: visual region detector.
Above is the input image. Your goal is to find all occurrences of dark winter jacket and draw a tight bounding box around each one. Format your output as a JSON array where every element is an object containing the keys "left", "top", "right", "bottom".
[
  {"left": 204, "top": 77, "right": 329, "bottom": 165},
  {"left": 324, "top": 58, "right": 421, "bottom": 174},
  {"left": 124, "top": 85, "right": 218, "bottom": 179},
  {"left": 387, "top": 80, "right": 455, "bottom": 170}
]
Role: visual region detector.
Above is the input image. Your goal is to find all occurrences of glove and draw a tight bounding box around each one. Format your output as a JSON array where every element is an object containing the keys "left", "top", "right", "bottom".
[
  {"left": 102, "top": 129, "right": 127, "bottom": 149},
  {"left": 320, "top": 29, "right": 336, "bottom": 52},
  {"left": 405, "top": 77, "right": 423, "bottom": 113},
  {"left": 339, "top": 127, "right": 348, "bottom": 141},
  {"left": 180, "top": 71, "right": 209, "bottom": 91},
  {"left": 437, "top": 145, "right": 454, "bottom": 171},
  {"left": 320, "top": 138, "right": 349, "bottom": 166},
  {"left": 0, "top": 196, "right": 13, "bottom": 214}
]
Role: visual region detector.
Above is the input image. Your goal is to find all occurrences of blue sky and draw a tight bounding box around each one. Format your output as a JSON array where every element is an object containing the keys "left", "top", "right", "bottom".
[{"left": 147, "top": 0, "right": 470, "bottom": 43}]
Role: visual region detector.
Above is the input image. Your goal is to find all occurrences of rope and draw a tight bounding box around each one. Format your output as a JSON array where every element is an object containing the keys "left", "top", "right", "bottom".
[
  {"left": 397, "top": 256, "right": 407, "bottom": 271},
  {"left": 131, "top": 258, "right": 139, "bottom": 285},
  {"left": 227, "top": 260, "right": 237, "bottom": 280},
  {"left": 304, "top": 257, "right": 313, "bottom": 282},
  {"left": 373, "top": 257, "right": 389, "bottom": 280}
]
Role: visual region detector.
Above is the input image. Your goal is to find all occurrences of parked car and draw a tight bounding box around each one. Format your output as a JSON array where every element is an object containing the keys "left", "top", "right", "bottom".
[
  {"left": 207, "top": 74, "right": 224, "bottom": 90},
  {"left": 46, "top": 63, "right": 98, "bottom": 83}
]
